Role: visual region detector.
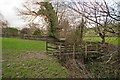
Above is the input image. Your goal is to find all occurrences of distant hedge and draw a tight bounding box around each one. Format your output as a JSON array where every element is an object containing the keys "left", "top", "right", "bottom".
[{"left": 2, "top": 27, "right": 19, "bottom": 37}]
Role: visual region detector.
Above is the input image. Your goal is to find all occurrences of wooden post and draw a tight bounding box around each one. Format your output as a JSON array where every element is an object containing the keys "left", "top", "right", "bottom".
[
  {"left": 106, "top": 43, "right": 109, "bottom": 54},
  {"left": 96, "top": 44, "right": 98, "bottom": 57},
  {"left": 59, "top": 43, "right": 62, "bottom": 59},
  {"left": 73, "top": 43, "right": 75, "bottom": 63},
  {"left": 84, "top": 43, "right": 87, "bottom": 64},
  {"left": 46, "top": 41, "right": 48, "bottom": 54},
  {"left": 85, "top": 44, "right": 87, "bottom": 58}
]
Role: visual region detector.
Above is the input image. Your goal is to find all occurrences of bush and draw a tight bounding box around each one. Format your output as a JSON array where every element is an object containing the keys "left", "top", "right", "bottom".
[
  {"left": 33, "top": 29, "right": 42, "bottom": 36},
  {"left": 47, "top": 32, "right": 55, "bottom": 38},
  {"left": 2, "top": 27, "right": 19, "bottom": 37},
  {"left": 65, "top": 30, "right": 78, "bottom": 43},
  {"left": 20, "top": 28, "right": 31, "bottom": 35}
]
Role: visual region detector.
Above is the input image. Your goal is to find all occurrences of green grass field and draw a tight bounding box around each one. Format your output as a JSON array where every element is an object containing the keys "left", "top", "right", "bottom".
[
  {"left": 2, "top": 38, "right": 68, "bottom": 78},
  {"left": 83, "top": 37, "right": 119, "bottom": 46},
  {"left": 60, "top": 37, "right": 119, "bottom": 46}
]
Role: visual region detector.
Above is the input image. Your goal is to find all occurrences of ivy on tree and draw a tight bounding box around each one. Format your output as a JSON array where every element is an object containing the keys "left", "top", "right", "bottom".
[
  {"left": 37, "top": 2, "right": 59, "bottom": 38},
  {"left": 19, "top": 2, "right": 59, "bottom": 39}
]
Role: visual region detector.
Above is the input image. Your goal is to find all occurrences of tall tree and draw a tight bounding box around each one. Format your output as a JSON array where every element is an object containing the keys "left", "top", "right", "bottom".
[
  {"left": 18, "top": 1, "right": 59, "bottom": 38},
  {"left": 0, "top": 12, "right": 9, "bottom": 28},
  {"left": 37, "top": 2, "right": 59, "bottom": 38},
  {"left": 76, "top": 17, "right": 86, "bottom": 42}
]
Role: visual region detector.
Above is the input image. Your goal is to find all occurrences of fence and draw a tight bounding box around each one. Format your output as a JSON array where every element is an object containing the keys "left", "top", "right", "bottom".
[
  {"left": 2, "top": 33, "right": 19, "bottom": 38},
  {"left": 46, "top": 40, "right": 108, "bottom": 59},
  {"left": 21, "top": 35, "right": 58, "bottom": 42},
  {"left": 22, "top": 35, "right": 109, "bottom": 59}
]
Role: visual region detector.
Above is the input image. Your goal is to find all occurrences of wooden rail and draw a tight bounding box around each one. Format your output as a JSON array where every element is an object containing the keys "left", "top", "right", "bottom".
[{"left": 46, "top": 41, "right": 107, "bottom": 58}]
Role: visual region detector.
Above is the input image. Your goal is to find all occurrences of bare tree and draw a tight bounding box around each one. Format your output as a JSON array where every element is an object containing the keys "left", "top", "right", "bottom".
[
  {"left": 53, "top": 2, "right": 74, "bottom": 39},
  {"left": 65, "top": 0, "right": 120, "bottom": 43},
  {"left": 18, "top": 1, "right": 59, "bottom": 38},
  {"left": 76, "top": 17, "right": 86, "bottom": 41},
  {"left": 0, "top": 12, "right": 9, "bottom": 28}
]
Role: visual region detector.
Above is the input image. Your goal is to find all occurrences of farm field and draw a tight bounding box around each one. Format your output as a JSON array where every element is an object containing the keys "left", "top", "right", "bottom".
[
  {"left": 83, "top": 37, "right": 120, "bottom": 46},
  {"left": 60, "top": 37, "right": 119, "bottom": 46},
  {"left": 2, "top": 38, "right": 68, "bottom": 78}
]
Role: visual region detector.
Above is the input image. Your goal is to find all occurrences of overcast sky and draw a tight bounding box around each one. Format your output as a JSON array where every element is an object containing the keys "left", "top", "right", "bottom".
[
  {"left": 0, "top": 0, "right": 25, "bottom": 29},
  {"left": 0, "top": 0, "right": 118, "bottom": 29}
]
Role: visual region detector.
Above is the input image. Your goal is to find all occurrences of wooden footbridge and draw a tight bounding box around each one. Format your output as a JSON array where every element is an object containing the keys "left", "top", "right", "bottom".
[{"left": 46, "top": 40, "right": 108, "bottom": 59}]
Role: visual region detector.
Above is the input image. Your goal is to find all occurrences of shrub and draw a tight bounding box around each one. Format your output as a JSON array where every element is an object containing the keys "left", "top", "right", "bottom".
[
  {"left": 47, "top": 32, "right": 55, "bottom": 38},
  {"left": 65, "top": 30, "right": 78, "bottom": 43},
  {"left": 33, "top": 29, "right": 42, "bottom": 36},
  {"left": 20, "top": 28, "right": 31, "bottom": 35},
  {"left": 2, "top": 27, "right": 19, "bottom": 37}
]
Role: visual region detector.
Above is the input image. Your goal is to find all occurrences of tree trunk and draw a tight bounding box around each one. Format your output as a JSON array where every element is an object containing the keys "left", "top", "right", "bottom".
[
  {"left": 80, "top": 25, "right": 84, "bottom": 41},
  {"left": 99, "top": 32, "right": 105, "bottom": 44},
  {"left": 101, "top": 37, "right": 105, "bottom": 43},
  {"left": 77, "top": 18, "right": 85, "bottom": 42}
]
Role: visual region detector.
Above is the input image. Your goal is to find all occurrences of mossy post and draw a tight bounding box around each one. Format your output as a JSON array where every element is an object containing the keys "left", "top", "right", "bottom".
[
  {"left": 85, "top": 44, "right": 87, "bottom": 58},
  {"left": 73, "top": 43, "right": 76, "bottom": 64},
  {"left": 59, "top": 43, "right": 62, "bottom": 60},
  {"left": 46, "top": 41, "right": 48, "bottom": 54},
  {"left": 96, "top": 44, "right": 98, "bottom": 57}
]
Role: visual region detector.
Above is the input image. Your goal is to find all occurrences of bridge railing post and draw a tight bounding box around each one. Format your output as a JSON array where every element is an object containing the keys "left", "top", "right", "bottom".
[
  {"left": 59, "top": 42, "right": 62, "bottom": 59},
  {"left": 85, "top": 44, "right": 87, "bottom": 58},
  {"left": 73, "top": 43, "right": 75, "bottom": 64},
  {"left": 96, "top": 44, "right": 98, "bottom": 57},
  {"left": 73, "top": 43, "right": 75, "bottom": 60},
  {"left": 46, "top": 41, "right": 48, "bottom": 54}
]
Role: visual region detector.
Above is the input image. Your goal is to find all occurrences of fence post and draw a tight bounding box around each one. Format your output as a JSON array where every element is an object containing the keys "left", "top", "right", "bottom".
[
  {"left": 46, "top": 41, "right": 48, "bottom": 54},
  {"left": 85, "top": 44, "right": 87, "bottom": 58},
  {"left": 84, "top": 43, "right": 88, "bottom": 64},
  {"left": 73, "top": 43, "right": 75, "bottom": 63},
  {"left": 106, "top": 43, "right": 109, "bottom": 54},
  {"left": 96, "top": 44, "right": 98, "bottom": 57},
  {"left": 59, "top": 43, "right": 62, "bottom": 59}
]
